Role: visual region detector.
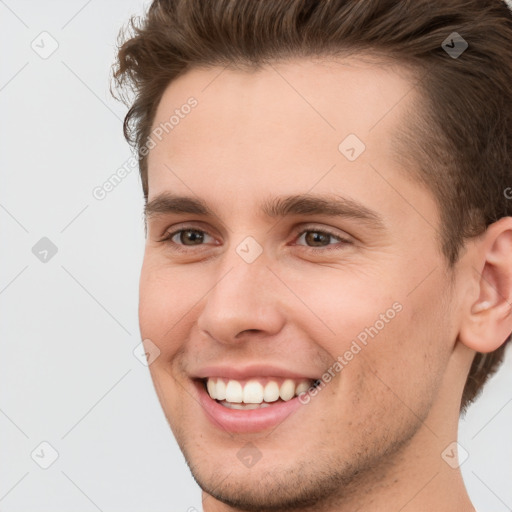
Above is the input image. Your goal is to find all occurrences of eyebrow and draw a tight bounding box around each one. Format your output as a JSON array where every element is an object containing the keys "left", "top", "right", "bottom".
[{"left": 144, "top": 192, "right": 386, "bottom": 230}]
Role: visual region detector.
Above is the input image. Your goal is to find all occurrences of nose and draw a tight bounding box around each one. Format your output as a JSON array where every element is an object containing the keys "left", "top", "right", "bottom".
[{"left": 196, "top": 251, "right": 286, "bottom": 345}]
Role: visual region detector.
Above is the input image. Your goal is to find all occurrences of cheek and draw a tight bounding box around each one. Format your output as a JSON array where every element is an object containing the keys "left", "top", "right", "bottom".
[
  {"left": 348, "top": 285, "right": 451, "bottom": 415},
  {"left": 138, "top": 262, "right": 195, "bottom": 430},
  {"left": 138, "top": 259, "right": 198, "bottom": 357},
  {"left": 282, "top": 264, "right": 402, "bottom": 352},
  {"left": 313, "top": 267, "right": 452, "bottom": 412}
]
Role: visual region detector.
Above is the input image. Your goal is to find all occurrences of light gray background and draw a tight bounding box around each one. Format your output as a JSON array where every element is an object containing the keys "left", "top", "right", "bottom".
[{"left": 0, "top": 1, "right": 511, "bottom": 511}]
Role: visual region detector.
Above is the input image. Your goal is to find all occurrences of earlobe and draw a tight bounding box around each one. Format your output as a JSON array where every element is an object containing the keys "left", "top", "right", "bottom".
[{"left": 459, "top": 217, "right": 512, "bottom": 354}]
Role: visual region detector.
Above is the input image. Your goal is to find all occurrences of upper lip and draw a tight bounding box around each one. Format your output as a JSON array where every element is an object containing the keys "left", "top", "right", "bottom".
[{"left": 192, "top": 364, "right": 317, "bottom": 381}]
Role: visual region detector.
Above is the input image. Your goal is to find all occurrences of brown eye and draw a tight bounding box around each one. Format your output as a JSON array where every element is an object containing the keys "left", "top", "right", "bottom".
[
  {"left": 296, "top": 228, "right": 350, "bottom": 249},
  {"left": 303, "top": 231, "right": 332, "bottom": 247},
  {"left": 160, "top": 227, "right": 215, "bottom": 249},
  {"left": 176, "top": 229, "right": 206, "bottom": 245}
]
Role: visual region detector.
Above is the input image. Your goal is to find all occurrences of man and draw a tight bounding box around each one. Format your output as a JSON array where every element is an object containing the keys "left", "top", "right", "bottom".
[{"left": 112, "top": 1, "right": 512, "bottom": 510}]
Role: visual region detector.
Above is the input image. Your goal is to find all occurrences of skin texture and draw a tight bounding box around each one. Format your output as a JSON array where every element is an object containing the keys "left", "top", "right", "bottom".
[{"left": 138, "top": 57, "right": 512, "bottom": 511}]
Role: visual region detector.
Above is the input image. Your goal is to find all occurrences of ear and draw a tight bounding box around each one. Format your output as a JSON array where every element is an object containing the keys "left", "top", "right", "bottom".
[{"left": 459, "top": 217, "right": 512, "bottom": 353}]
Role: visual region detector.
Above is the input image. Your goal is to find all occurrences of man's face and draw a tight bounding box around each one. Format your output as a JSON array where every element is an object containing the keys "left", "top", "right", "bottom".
[{"left": 139, "top": 58, "right": 461, "bottom": 509}]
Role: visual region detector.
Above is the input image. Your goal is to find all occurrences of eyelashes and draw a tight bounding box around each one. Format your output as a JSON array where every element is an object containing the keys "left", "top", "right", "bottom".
[
  {"left": 294, "top": 228, "right": 352, "bottom": 250},
  {"left": 158, "top": 225, "right": 352, "bottom": 253}
]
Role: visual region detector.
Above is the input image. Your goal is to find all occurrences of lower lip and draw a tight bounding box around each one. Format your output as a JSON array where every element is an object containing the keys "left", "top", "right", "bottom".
[{"left": 194, "top": 380, "right": 304, "bottom": 433}]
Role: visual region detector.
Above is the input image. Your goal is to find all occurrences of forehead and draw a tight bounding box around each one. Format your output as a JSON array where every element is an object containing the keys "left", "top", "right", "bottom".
[
  {"left": 146, "top": 57, "right": 431, "bottom": 222},
  {"left": 151, "top": 57, "right": 414, "bottom": 148}
]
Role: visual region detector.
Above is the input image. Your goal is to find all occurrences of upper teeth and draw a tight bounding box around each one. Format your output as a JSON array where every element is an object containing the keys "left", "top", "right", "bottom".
[{"left": 206, "top": 378, "right": 311, "bottom": 404}]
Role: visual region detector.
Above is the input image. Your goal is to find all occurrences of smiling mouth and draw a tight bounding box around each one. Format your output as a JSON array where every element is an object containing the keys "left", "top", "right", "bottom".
[{"left": 202, "top": 377, "right": 319, "bottom": 410}]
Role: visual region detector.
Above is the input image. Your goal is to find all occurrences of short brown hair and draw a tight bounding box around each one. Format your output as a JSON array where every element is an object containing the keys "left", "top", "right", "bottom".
[{"left": 112, "top": 0, "right": 512, "bottom": 412}]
